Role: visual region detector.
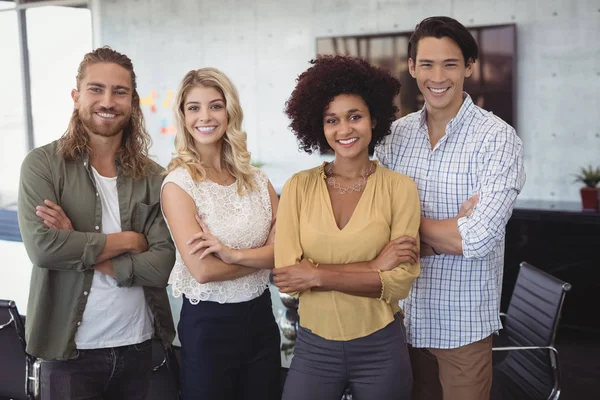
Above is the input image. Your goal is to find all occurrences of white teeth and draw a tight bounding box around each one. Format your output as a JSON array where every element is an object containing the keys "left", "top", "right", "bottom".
[
  {"left": 98, "top": 113, "right": 115, "bottom": 118},
  {"left": 338, "top": 138, "right": 358, "bottom": 145},
  {"left": 430, "top": 87, "right": 448, "bottom": 94},
  {"left": 197, "top": 126, "right": 216, "bottom": 132}
]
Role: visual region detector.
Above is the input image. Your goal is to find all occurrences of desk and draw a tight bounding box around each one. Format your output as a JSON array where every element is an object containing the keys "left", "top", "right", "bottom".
[
  {"left": 504, "top": 200, "right": 600, "bottom": 331},
  {"left": 0, "top": 209, "right": 21, "bottom": 242}
]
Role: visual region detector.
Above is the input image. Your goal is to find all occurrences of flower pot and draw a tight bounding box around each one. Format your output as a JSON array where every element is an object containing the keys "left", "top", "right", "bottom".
[{"left": 580, "top": 187, "right": 600, "bottom": 211}]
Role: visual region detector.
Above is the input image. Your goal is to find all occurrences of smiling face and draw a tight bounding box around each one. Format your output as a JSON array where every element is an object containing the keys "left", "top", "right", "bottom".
[
  {"left": 409, "top": 36, "right": 473, "bottom": 117},
  {"left": 183, "top": 85, "right": 228, "bottom": 148},
  {"left": 323, "top": 93, "right": 374, "bottom": 160},
  {"left": 72, "top": 62, "right": 133, "bottom": 138}
]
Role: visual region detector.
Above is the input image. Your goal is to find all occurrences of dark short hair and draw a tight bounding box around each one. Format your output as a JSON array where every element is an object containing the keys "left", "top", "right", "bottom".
[
  {"left": 408, "top": 16, "right": 479, "bottom": 65},
  {"left": 285, "top": 55, "right": 401, "bottom": 154}
]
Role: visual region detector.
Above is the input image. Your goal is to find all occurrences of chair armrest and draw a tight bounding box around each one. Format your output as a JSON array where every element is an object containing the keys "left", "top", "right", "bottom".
[
  {"left": 0, "top": 312, "right": 15, "bottom": 330},
  {"left": 492, "top": 345, "right": 562, "bottom": 400},
  {"left": 492, "top": 345, "right": 558, "bottom": 356}
]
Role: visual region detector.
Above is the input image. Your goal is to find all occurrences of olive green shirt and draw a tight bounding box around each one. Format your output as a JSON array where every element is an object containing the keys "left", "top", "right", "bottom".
[{"left": 18, "top": 140, "right": 176, "bottom": 360}]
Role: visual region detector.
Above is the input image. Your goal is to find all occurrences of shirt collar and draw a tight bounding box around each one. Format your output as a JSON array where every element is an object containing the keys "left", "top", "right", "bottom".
[
  {"left": 80, "top": 152, "right": 122, "bottom": 174},
  {"left": 417, "top": 92, "right": 475, "bottom": 136}
]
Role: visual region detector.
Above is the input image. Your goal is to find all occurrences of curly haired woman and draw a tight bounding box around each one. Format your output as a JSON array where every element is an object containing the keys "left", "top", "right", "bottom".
[
  {"left": 161, "top": 68, "right": 281, "bottom": 400},
  {"left": 273, "top": 55, "right": 421, "bottom": 400}
]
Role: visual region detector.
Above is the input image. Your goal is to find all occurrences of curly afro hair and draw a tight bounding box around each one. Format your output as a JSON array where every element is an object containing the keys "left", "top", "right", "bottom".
[{"left": 285, "top": 55, "right": 401, "bottom": 154}]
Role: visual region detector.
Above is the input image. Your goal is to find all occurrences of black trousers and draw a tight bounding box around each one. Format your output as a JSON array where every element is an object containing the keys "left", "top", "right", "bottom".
[
  {"left": 179, "top": 290, "right": 281, "bottom": 400},
  {"left": 40, "top": 339, "right": 152, "bottom": 400}
]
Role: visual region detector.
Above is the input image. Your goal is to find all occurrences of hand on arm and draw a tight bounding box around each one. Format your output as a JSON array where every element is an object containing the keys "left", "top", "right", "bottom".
[
  {"left": 315, "top": 178, "right": 422, "bottom": 303},
  {"left": 273, "top": 173, "right": 420, "bottom": 299},
  {"left": 161, "top": 182, "right": 256, "bottom": 284},
  {"left": 18, "top": 151, "right": 106, "bottom": 271},
  {"left": 318, "top": 180, "right": 423, "bottom": 303},
  {"left": 96, "top": 231, "right": 147, "bottom": 263},
  {"left": 187, "top": 181, "right": 279, "bottom": 269},
  {"left": 420, "top": 194, "right": 479, "bottom": 256},
  {"left": 456, "top": 129, "right": 525, "bottom": 259},
  {"left": 313, "top": 236, "right": 418, "bottom": 274},
  {"left": 273, "top": 236, "right": 418, "bottom": 297},
  {"left": 272, "top": 259, "right": 382, "bottom": 298},
  {"left": 376, "top": 177, "right": 422, "bottom": 304},
  {"left": 423, "top": 127, "right": 525, "bottom": 259},
  {"left": 94, "top": 260, "right": 115, "bottom": 278},
  {"left": 35, "top": 200, "right": 74, "bottom": 230},
  {"left": 187, "top": 216, "right": 239, "bottom": 263},
  {"left": 36, "top": 199, "right": 148, "bottom": 268}
]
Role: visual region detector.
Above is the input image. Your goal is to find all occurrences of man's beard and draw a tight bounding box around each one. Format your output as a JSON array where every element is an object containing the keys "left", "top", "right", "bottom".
[{"left": 78, "top": 107, "right": 130, "bottom": 138}]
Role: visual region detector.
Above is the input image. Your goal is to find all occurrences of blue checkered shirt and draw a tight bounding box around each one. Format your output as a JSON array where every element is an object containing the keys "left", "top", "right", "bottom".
[{"left": 375, "top": 93, "right": 525, "bottom": 349}]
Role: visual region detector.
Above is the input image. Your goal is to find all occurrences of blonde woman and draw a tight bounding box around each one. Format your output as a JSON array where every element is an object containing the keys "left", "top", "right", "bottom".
[{"left": 161, "top": 68, "right": 281, "bottom": 400}]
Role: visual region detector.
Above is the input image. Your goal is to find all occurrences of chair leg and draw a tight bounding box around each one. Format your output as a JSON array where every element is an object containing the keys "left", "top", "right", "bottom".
[{"left": 27, "top": 358, "right": 41, "bottom": 400}]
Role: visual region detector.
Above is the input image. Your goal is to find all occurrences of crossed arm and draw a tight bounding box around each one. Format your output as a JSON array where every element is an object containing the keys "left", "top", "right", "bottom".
[
  {"left": 18, "top": 150, "right": 174, "bottom": 287},
  {"left": 419, "top": 195, "right": 479, "bottom": 256},
  {"left": 419, "top": 128, "right": 525, "bottom": 258},
  {"left": 272, "top": 176, "right": 421, "bottom": 303},
  {"left": 31, "top": 199, "right": 174, "bottom": 288},
  {"left": 160, "top": 180, "right": 279, "bottom": 284},
  {"left": 18, "top": 152, "right": 142, "bottom": 275},
  {"left": 34, "top": 200, "right": 148, "bottom": 277}
]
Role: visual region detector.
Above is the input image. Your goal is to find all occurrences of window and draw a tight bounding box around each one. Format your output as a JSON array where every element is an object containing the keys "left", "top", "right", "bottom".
[
  {"left": 0, "top": 8, "right": 27, "bottom": 207},
  {"left": 27, "top": 5, "right": 93, "bottom": 147}
]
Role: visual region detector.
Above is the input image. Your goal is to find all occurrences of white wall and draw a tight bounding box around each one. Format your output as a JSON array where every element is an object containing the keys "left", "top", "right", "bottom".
[{"left": 92, "top": 0, "right": 599, "bottom": 201}]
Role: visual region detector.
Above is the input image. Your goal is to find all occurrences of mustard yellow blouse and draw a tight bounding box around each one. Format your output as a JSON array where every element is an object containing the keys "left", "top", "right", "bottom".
[{"left": 274, "top": 162, "right": 421, "bottom": 341}]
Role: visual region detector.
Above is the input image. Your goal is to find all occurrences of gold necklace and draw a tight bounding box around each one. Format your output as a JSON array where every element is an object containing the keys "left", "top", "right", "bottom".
[
  {"left": 205, "top": 167, "right": 232, "bottom": 186},
  {"left": 325, "top": 161, "right": 374, "bottom": 195}
]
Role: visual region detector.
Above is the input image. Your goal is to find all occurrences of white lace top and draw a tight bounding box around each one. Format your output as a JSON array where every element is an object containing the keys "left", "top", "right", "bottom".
[{"left": 161, "top": 167, "right": 272, "bottom": 304}]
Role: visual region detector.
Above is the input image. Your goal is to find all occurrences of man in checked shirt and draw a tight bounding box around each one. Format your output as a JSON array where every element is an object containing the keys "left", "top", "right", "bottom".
[{"left": 376, "top": 16, "right": 526, "bottom": 400}]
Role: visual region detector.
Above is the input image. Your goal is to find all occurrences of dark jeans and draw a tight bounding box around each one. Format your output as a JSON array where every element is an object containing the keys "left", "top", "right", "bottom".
[
  {"left": 40, "top": 339, "right": 152, "bottom": 400},
  {"left": 179, "top": 290, "right": 281, "bottom": 400}
]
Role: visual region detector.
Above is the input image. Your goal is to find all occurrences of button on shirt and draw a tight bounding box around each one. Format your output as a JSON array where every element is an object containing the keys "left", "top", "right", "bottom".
[
  {"left": 375, "top": 94, "right": 526, "bottom": 349},
  {"left": 17, "top": 140, "right": 176, "bottom": 360}
]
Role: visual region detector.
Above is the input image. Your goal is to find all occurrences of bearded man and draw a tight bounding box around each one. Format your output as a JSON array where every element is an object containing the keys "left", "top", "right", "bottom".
[{"left": 17, "top": 47, "right": 176, "bottom": 400}]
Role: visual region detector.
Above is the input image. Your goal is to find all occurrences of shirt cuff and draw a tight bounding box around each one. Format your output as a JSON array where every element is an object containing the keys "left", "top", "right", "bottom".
[
  {"left": 112, "top": 253, "right": 133, "bottom": 287},
  {"left": 82, "top": 232, "right": 107, "bottom": 270},
  {"left": 377, "top": 270, "right": 387, "bottom": 302},
  {"left": 456, "top": 215, "right": 472, "bottom": 258}
]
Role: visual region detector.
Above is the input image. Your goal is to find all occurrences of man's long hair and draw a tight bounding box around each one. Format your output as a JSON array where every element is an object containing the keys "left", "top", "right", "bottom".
[{"left": 57, "top": 47, "right": 153, "bottom": 179}]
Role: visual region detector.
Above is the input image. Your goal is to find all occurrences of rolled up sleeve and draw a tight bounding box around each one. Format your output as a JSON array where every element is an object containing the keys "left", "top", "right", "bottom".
[
  {"left": 457, "top": 126, "right": 525, "bottom": 259},
  {"left": 113, "top": 200, "right": 175, "bottom": 288}
]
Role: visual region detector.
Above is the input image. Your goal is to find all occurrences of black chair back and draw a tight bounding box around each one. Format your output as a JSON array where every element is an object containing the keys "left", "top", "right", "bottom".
[
  {"left": 0, "top": 299, "right": 30, "bottom": 400},
  {"left": 495, "top": 262, "right": 571, "bottom": 400}
]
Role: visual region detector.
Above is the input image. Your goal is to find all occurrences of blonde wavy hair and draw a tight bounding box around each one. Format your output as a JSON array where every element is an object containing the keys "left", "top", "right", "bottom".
[
  {"left": 57, "top": 46, "right": 153, "bottom": 179},
  {"left": 166, "top": 68, "right": 256, "bottom": 194}
]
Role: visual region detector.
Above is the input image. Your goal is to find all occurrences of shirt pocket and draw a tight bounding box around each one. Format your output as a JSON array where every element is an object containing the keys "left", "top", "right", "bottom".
[
  {"left": 442, "top": 161, "right": 474, "bottom": 198},
  {"left": 132, "top": 201, "right": 159, "bottom": 235}
]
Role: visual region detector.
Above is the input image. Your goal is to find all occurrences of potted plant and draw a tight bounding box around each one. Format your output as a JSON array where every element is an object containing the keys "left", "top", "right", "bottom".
[{"left": 573, "top": 165, "right": 600, "bottom": 211}]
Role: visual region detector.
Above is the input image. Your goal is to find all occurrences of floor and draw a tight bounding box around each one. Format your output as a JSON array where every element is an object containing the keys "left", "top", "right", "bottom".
[{"left": 554, "top": 326, "right": 600, "bottom": 399}]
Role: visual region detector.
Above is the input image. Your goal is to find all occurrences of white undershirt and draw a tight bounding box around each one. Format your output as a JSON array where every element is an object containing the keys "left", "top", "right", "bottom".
[{"left": 74, "top": 167, "right": 154, "bottom": 349}]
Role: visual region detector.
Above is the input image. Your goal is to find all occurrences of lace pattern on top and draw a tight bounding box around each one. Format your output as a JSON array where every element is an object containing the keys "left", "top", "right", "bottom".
[{"left": 161, "top": 167, "right": 272, "bottom": 304}]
